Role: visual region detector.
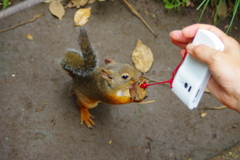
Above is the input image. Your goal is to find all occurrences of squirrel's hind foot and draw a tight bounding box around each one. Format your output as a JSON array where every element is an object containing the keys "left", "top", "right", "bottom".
[{"left": 79, "top": 106, "right": 95, "bottom": 128}]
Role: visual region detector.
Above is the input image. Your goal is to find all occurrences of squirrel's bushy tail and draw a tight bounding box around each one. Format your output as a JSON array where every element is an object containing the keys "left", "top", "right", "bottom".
[{"left": 61, "top": 28, "right": 97, "bottom": 77}]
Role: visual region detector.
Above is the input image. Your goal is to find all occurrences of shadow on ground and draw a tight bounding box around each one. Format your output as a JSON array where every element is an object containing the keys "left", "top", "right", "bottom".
[{"left": 0, "top": 0, "right": 240, "bottom": 159}]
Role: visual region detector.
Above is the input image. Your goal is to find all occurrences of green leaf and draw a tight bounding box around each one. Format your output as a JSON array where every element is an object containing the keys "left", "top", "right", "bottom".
[
  {"left": 2, "top": 0, "right": 9, "bottom": 9},
  {"left": 165, "top": 2, "right": 174, "bottom": 9}
]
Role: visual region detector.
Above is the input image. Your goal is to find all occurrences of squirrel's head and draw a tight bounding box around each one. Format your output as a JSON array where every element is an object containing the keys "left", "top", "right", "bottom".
[{"left": 101, "top": 58, "right": 143, "bottom": 89}]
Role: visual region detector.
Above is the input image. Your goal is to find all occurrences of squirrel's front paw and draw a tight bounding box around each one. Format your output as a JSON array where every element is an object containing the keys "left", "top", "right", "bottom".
[{"left": 80, "top": 107, "right": 95, "bottom": 128}]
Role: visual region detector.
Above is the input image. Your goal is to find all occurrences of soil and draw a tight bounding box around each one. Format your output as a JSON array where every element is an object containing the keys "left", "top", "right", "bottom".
[{"left": 0, "top": 0, "right": 240, "bottom": 159}]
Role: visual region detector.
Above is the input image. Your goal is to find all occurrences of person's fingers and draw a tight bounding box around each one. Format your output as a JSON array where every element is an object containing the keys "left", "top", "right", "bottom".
[
  {"left": 170, "top": 40, "right": 188, "bottom": 49},
  {"left": 169, "top": 30, "right": 193, "bottom": 48},
  {"left": 182, "top": 24, "right": 229, "bottom": 41},
  {"left": 186, "top": 43, "right": 221, "bottom": 65}
]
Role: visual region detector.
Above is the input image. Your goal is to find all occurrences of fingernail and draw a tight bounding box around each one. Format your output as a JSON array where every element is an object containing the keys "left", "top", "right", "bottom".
[{"left": 186, "top": 43, "right": 195, "bottom": 53}]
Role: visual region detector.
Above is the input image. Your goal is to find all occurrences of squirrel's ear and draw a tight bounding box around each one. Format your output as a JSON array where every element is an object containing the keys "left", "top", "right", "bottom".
[
  {"left": 105, "top": 58, "right": 116, "bottom": 65},
  {"left": 101, "top": 69, "right": 114, "bottom": 83}
]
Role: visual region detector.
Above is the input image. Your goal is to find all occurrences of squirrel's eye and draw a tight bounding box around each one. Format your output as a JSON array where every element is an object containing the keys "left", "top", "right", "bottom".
[{"left": 122, "top": 75, "right": 129, "bottom": 79}]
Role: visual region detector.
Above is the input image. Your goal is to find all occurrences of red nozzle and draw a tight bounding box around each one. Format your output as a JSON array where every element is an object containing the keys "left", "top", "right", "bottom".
[{"left": 140, "top": 83, "right": 148, "bottom": 89}]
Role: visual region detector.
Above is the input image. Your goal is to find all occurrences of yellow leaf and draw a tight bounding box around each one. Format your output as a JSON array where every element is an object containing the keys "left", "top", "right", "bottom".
[
  {"left": 88, "top": 0, "right": 96, "bottom": 4},
  {"left": 200, "top": 112, "right": 207, "bottom": 118},
  {"left": 49, "top": 1, "right": 65, "bottom": 21},
  {"left": 74, "top": 7, "right": 91, "bottom": 26},
  {"left": 217, "top": 1, "right": 227, "bottom": 19},
  {"left": 71, "top": 0, "right": 89, "bottom": 8},
  {"left": 132, "top": 40, "right": 154, "bottom": 73},
  {"left": 26, "top": 34, "right": 33, "bottom": 40}
]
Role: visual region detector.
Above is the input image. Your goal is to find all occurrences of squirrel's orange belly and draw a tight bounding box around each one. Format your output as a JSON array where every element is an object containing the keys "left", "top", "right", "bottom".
[{"left": 104, "top": 94, "right": 132, "bottom": 104}]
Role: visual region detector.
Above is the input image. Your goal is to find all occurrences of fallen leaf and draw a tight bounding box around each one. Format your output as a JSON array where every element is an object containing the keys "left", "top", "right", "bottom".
[
  {"left": 72, "top": 0, "right": 88, "bottom": 8},
  {"left": 200, "top": 112, "right": 207, "bottom": 118},
  {"left": 74, "top": 7, "right": 91, "bottom": 26},
  {"left": 132, "top": 40, "right": 154, "bottom": 73},
  {"left": 186, "top": 0, "right": 191, "bottom": 7},
  {"left": 210, "top": 0, "right": 217, "bottom": 8},
  {"left": 26, "top": 34, "right": 33, "bottom": 40},
  {"left": 65, "top": 0, "right": 91, "bottom": 8},
  {"left": 36, "top": 106, "right": 45, "bottom": 112},
  {"left": 217, "top": 1, "right": 227, "bottom": 19},
  {"left": 49, "top": 1, "right": 65, "bottom": 21},
  {"left": 88, "top": 0, "right": 96, "bottom": 4},
  {"left": 190, "top": 2, "right": 195, "bottom": 7},
  {"left": 108, "top": 140, "right": 112, "bottom": 144}
]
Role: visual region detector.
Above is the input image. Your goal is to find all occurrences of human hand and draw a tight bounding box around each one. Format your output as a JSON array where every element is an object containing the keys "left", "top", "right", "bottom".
[{"left": 169, "top": 24, "right": 240, "bottom": 113}]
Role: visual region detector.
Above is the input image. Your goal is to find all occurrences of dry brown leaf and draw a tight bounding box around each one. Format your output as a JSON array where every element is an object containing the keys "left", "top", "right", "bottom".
[
  {"left": 72, "top": 0, "right": 88, "bottom": 8},
  {"left": 36, "top": 106, "right": 45, "bottom": 112},
  {"left": 132, "top": 40, "right": 153, "bottom": 73},
  {"left": 49, "top": 1, "right": 65, "bottom": 21},
  {"left": 217, "top": 1, "right": 227, "bottom": 19},
  {"left": 65, "top": 0, "right": 91, "bottom": 8},
  {"left": 224, "top": 24, "right": 229, "bottom": 29},
  {"left": 88, "top": 0, "right": 96, "bottom": 4},
  {"left": 186, "top": 0, "right": 191, "bottom": 7},
  {"left": 74, "top": 7, "right": 91, "bottom": 26},
  {"left": 26, "top": 34, "right": 33, "bottom": 40},
  {"left": 200, "top": 112, "right": 207, "bottom": 118},
  {"left": 210, "top": 0, "right": 217, "bottom": 8}
]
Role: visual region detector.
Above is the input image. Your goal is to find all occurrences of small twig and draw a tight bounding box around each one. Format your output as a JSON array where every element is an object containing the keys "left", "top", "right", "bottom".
[
  {"left": 201, "top": 105, "right": 227, "bottom": 110},
  {"left": 146, "top": 137, "right": 166, "bottom": 144},
  {"left": 139, "top": 100, "right": 156, "bottom": 104},
  {"left": 122, "top": 0, "right": 157, "bottom": 37},
  {"left": 147, "top": 141, "right": 152, "bottom": 160},
  {"left": 0, "top": 13, "right": 43, "bottom": 33}
]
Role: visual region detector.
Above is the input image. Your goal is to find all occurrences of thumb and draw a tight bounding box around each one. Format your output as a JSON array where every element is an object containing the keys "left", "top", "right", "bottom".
[{"left": 186, "top": 43, "right": 220, "bottom": 65}]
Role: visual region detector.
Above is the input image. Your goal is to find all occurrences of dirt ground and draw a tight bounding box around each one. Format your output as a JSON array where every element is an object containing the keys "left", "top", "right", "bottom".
[{"left": 0, "top": 0, "right": 240, "bottom": 159}]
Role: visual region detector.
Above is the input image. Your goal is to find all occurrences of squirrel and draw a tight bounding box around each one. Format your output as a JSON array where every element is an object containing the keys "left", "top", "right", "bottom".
[{"left": 60, "top": 28, "right": 147, "bottom": 128}]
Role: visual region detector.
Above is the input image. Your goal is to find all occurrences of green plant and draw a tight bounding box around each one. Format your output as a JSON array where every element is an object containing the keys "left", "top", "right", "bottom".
[
  {"left": 197, "top": 0, "right": 240, "bottom": 33},
  {"left": 2, "top": 0, "right": 9, "bottom": 9},
  {"left": 163, "top": 0, "right": 187, "bottom": 10}
]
